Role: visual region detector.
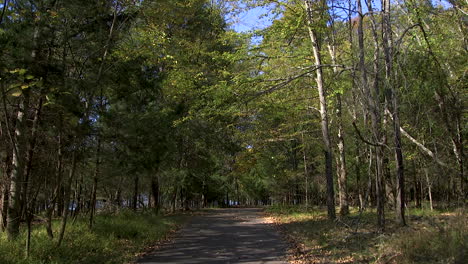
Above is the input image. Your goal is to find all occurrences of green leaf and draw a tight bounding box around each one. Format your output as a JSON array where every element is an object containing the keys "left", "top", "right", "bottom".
[
  {"left": 9, "top": 82, "right": 21, "bottom": 89},
  {"left": 11, "top": 90, "right": 22, "bottom": 97}
]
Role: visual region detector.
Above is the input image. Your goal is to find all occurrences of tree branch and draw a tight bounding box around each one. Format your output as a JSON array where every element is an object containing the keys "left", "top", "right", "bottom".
[
  {"left": 384, "top": 109, "right": 447, "bottom": 167},
  {"left": 352, "top": 121, "right": 385, "bottom": 148}
]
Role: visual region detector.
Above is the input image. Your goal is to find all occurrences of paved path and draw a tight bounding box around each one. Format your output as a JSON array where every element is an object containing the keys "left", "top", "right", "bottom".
[{"left": 138, "top": 208, "right": 289, "bottom": 264}]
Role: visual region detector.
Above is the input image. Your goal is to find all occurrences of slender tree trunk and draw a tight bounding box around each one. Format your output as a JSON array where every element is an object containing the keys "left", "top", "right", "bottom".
[
  {"left": 327, "top": 39, "right": 349, "bottom": 216},
  {"left": 6, "top": 93, "right": 29, "bottom": 240},
  {"left": 57, "top": 151, "right": 77, "bottom": 247},
  {"left": 151, "top": 171, "right": 160, "bottom": 212},
  {"left": 46, "top": 115, "right": 64, "bottom": 239},
  {"left": 1, "top": 152, "right": 11, "bottom": 231},
  {"left": 172, "top": 188, "right": 177, "bottom": 213},
  {"left": 89, "top": 135, "right": 100, "bottom": 228},
  {"left": 358, "top": 0, "right": 385, "bottom": 230},
  {"left": 89, "top": 4, "right": 118, "bottom": 229},
  {"left": 424, "top": 168, "right": 433, "bottom": 211},
  {"left": 1, "top": 184, "right": 9, "bottom": 232},
  {"left": 304, "top": 0, "right": 335, "bottom": 219},
  {"left": 301, "top": 132, "right": 309, "bottom": 209},
  {"left": 348, "top": 0, "right": 363, "bottom": 211},
  {"left": 336, "top": 94, "right": 349, "bottom": 216},
  {"left": 21, "top": 97, "right": 43, "bottom": 220},
  {"left": 455, "top": 119, "right": 465, "bottom": 198},
  {"left": 132, "top": 174, "right": 139, "bottom": 211},
  {"left": 73, "top": 173, "right": 83, "bottom": 219},
  {"left": 382, "top": 0, "right": 406, "bottom": 226}
]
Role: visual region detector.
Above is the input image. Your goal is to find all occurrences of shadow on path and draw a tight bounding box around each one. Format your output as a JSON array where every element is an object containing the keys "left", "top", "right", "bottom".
[{"left": 138, "top": 208, "right": 288, "bottom": 264}]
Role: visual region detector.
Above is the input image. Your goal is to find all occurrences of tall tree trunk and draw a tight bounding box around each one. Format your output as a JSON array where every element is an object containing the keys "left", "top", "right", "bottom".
[
  {"left": 358, "top": 0, "right": 385, "bottom": 230},
  {"left": 382, "top": 0, "right": 406, "bottom": 226},
  {"left": 21, "top": 97, "right": 43, "bottom": 220},
  {"left": 89, "top": 135, "right": 100, "bottom": 228},
  {"left": 89, "top": 4, "right": 118, "bottom": 229},
  {"left": 327, "top": 40, "right": 349, "bottom": 216},
  {"left": 336, "top": 94, "right": 349, "bottom": 216},
  {"left": 46, "top": 115, "right": 64, "bottom": 239},
  {"left": 5, "top": 91, "right": 29, "bottom": 240},
  {"left": 304, "top": 0, "right": 335, "bottom": 219}
]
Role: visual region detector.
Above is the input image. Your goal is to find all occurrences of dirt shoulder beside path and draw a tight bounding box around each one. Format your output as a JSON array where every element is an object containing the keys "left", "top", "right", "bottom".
[{"left": 138, "top": 208, "right": 289, "bottom": 264}]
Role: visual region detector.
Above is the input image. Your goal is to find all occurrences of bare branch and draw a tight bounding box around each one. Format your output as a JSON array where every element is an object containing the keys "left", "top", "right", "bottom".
[
  {"left": 384, "top": 109, "right": 447, "bottom": 167},
  {"left": 352, "top": 121, "right": 385, "bottom": 148}
]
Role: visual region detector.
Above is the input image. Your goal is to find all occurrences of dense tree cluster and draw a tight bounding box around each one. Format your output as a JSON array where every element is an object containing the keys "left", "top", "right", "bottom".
[
  {"left": 0, "top": 0, "right": 465, "bottom": 250},
  {"left": 0, "top": 0, "right": 243, "bottom": 244},
  {"left": 230, "top": 0, "right": 466, "bottom": 228}
]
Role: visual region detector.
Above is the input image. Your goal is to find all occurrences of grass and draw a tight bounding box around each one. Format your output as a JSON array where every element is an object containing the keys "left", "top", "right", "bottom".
[
  {"left": 0, "top": 210, "right": 189, "bottom": 264},
  {"left": 265, "top": 205, "right": 467, "bottom": 264}
]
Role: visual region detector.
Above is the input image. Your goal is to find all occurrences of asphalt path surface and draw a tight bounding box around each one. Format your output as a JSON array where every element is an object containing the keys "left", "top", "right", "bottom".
[{"left": 138, "top": 208, "right": 289, "bottom": 264}]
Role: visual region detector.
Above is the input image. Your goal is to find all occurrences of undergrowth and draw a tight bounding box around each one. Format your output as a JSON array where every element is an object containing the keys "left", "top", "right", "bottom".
[
  {"left": 266, "top": 205, "right": 467, "bottom": 264},
  {"left": 378, "top": 209, "right": 467, "bottom": 264},
  {"left": 0, "top": 210, "right": 188, "bottom": 264}
]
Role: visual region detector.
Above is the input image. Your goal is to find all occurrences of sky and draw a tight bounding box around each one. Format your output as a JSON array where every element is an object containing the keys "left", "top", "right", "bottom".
[
  {"left": 228, "top": 0, "right": 453, "bottom": 33},
  {"left": 229, "top": 6, "right": 273, "bottom": 33}
]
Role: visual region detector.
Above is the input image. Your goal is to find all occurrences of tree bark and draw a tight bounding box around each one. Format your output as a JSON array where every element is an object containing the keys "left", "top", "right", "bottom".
[
  {"left": 336, "top": 94, "right": 349, "bottom": 216},
  {"left": 359, "top": 0, "right": 385, "bottom": 230},
  {"left": 382, "top": 0, "right": 406, "bottom": 226},
  {"left": 21, "top": 96, "right": 43, "bottom": 220},
  {"left": 6, "top": 92, "right": 29, "bottom": 240},
  {"left": 327, "top": 39, "right": 349, "bottom": 216},
  {"left": 304, "top": 0, "right": 335, "bottom": 219}
]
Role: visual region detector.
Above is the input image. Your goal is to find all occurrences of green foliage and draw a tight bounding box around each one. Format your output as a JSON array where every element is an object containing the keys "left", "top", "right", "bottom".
[
  {"left": 0, "top": 0, "right": 466, "bottom": 261},
  {"left": 0, "top": 211, "right": 187, "bottom": 264}
]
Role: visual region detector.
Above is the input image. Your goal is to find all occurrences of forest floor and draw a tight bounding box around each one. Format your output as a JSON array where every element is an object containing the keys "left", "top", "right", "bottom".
[
  {"left": 137, "top": 208, "right": 289, "bottom": 264},
  {"left": 265, "top": 205, "right": 468, "bottom": 264}
]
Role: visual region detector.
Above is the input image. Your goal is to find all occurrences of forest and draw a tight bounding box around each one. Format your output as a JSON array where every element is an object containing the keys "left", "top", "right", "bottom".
[{"left": 0, "top": 0, "right": 466, "bottom": 263}]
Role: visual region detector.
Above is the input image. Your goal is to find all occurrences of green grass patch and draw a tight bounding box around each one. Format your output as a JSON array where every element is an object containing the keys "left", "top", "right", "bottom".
[
  {"left": 0, "top": 210, "right": 188, "bottom": 264},
  {"left": 266, "top": 205, "right": 467, "bottom": 264}
]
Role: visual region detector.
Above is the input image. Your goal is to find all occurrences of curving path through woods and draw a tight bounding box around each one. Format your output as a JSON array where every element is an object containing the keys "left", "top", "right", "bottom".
[{"left": 138, "top": 208, "right": 289, "bottom": 264}]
